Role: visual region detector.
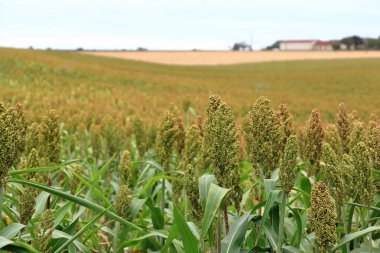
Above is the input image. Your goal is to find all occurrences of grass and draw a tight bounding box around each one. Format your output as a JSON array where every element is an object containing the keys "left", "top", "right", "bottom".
[{"left": 1, "top": 47, "right": 380, "bottom": 126}]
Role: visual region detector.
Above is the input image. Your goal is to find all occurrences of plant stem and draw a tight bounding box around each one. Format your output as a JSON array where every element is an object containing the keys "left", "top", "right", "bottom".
[
  {"left": 341, "top": 205, "right": 349, "bottom": 253},
  {"left": 161, "top": 178, "right": 166, "bottom": 246},
  {"left": 0, "top": 185, "right": 3, "bottom": 221},
  {"left": 113, "top": 221, "right": 120, "bottom": 253},
  {"left": 223, "top": 204, "right": 229, "bottom": 234},
  {"left": 217, "top": 209, "right": 222, "bottom": 253},
  {"left": 277, "top": 191, "right": 288, "bottom": 253},
  {"left": 367, "top": 206, "right": 372, "bottom": 253}
]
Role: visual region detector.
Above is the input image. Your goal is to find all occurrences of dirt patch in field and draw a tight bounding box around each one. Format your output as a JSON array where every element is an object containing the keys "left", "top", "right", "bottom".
[{"left": 84, "top": 51, "right": 380, "bottom": 65}]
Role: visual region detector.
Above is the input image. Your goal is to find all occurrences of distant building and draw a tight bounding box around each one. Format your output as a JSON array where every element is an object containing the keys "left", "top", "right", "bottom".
[
  {"left": 279, "top": 40, "right": 347, "bottom": 51},
  {"left": 279, "top": 40, "right": 319, "bottom": 51}
]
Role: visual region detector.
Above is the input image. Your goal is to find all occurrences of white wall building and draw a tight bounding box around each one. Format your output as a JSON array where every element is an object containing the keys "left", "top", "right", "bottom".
[
  {"left": 279, "top": 40, "right": 347, "bottom": 51},
  {"left": 279, "top": 40, "right": 318, "bottom": 51}
]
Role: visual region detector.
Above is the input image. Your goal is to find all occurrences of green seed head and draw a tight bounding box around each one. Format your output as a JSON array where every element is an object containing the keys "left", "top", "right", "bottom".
[
  {"left": 321, "top": 143, "right": 347, "bottom": 209},
  {"left": 115, "top": 185, "right": 131, "bottom": 220},
  {"left": 349, "top": 121, "right": 365, "bottom": 153},
  {"left": 276, "top": 103, "right": 295, "bottom": 152},
  {"left": 336, "top": 103, "right": 352, "bottom": 154},
  {"left": 184, "top": 164, "right": 202, "bottom": 220},
  {"left": 325, "top": 124, "right": 343, "bottom": 160},
  {"left": 351, "top": 142, "right": 375, "bottom": 206},
  {"left": 246, "top": 97, "right": 282, "bottom": 178},
  {"left": 366, "top": 121, "right": 380, "bottom": 170},
  {"left": 176, "top": 117, "right": 186, "bottom": 156},
  {"left": 119, "top": 150, "right": 132, "bottom": 186},
  {"left": 33, "top": 209, "right": 54, "bottom": 253},
  {"left": 280, "top": 135, "right": 299, "bottom": 192},
  {"left": 305, "top": 109, "right": 324, "bottom": 174},
  {"left": 43, "top": 110, "right": 61, "bottom": 164},
  {"left": 156, "top": 109, "right": 179, "bottom": 169},
  {"left": 0, "top": 104, "right": 27, "bottom": 186},
  {"left": 203, "top": 96, "right": 242, "bottom": 208},
  {"left": 132, "top": 117, "right": 147, "bottom": 158},
  {"left": 19, "top": 184, "right": 38, "bottom": 224},
  {"left": 308, "top": 182, "right": 337, "bottom": 249},
  {"left": 181, "top": 124, "right": 202, "bottom": 169}
]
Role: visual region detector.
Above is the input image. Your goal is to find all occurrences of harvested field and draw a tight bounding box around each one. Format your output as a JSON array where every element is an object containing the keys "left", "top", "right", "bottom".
[{"left": 85, "top": 50, "right": 380, "bottom": 65}]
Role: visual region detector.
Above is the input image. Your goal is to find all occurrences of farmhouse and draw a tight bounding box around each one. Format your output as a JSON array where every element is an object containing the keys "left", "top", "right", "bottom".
[{"left": 279, "top": 40, "right": 346, "bottom": 51}]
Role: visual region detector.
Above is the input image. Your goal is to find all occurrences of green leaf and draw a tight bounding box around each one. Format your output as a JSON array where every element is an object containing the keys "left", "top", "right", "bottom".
[
  {"left": 173, "top": 207, "right": 200, "bottom": 253},
  {"left": 129, "top": 197, "right": 147, "bottom": 220},
  {"left": 162, "top": 224, "right": 179, "bottom": 252},
  {"left": 330, "top": 226, "right": 380, "bottom": 252},
  {"left": 0, "top": 236, "right": 39, "bottom": 252},
  {"left": 288, "top": 206, "right": 303, "bottom": 248},
  {"left": 55, "top": 209, "right": 106, "bottom": 253},
  {"left": 254, "top": 190, "right": 281, "bottom": 246},
  {"left": 146, "top": 198, "right": 165, "bottom": 229},
  {"left": 0, "top": 223, "right": 25, "bottom": 239},
  {"left": 9, "top": 179, "right": 142, "bottom": 231},
  {"left": 198, "top": 173, "right": 216, "bottom": 209},
  {"left": 200, "top": 183, "right": 229, "bottom": 247},
  {"left": 222, "top": 211, "right": 252, "bottom": 253}
]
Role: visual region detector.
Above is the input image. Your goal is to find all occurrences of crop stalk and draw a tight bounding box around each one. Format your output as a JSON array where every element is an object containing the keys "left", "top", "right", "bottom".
[
  {"left": 341, "top": 205, "right": 349, "bottom": 253},
  {"left": 367, "top": 206, "right": 372, "bottom": 253},
  {"left": 113, "top": 221, "right": 120, "bottom": 253},
  {"left": 0, "top": 185, "right": 3, "bottom": 220},
  {"left": 217, "top": 209, "right": 222, "bottom": 253},
  {"left": 277, "top": 191, "right": 288, "bottom": 253},
  {"left": 223, "top": 203, "right": 229, "bottom": 234}
]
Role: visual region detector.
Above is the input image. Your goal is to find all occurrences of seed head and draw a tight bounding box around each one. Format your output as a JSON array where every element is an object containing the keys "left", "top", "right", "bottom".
[
  {"left": 156, "top": 110, "right": 179, "bottom": 169},
  {"left": 325, "top": 124, "right": 343, "bottom": 160},
  {"left": 280, "top": 135, "right": 299, "bottom": 192},
  {"left": 33, "top": 209, "right": 54, "bottom": 253},
  {"left": 132, "top": 117, "right": 147, "bottom": 158},
  {"left": 184, "top": 164, "right": 202, "bottom": 220},
  {"left": 305, "top": 110, "right": 324, "bottom": 174},
  {"left": 0, "top": 104, "right": 27, "bottom": 186},
  {"left": 115, "top": 185, "right": 131, "bottom": 220},
  {"left": 43, "top": 110, "right": 60, "bottom": 164},
  {"left": 19, "top": 184, "right": 38, "bottom": 224},
  {"left": 203, "top": 96, "right": 242, "bottom": 208},
  {"left": 351, "top": 142, "right": 375, "bottom": 206},
  {"left": 349, "top": 121, "right": 365, "bottom": 153},
  {"left": 308, "top": 182, "right": 337, "bottom": 250},
  {"left": 321, "top": 143, "right": 347, "bottom": 209},
  {"left": 336, "top": 103, "right": 352, "bottom": 154},
  {"left": 176, "top": 117, "right": 186, "bottom": 156},
  {"left": 245, "top": 97, "right": 282, "bottom": 178},
  {"left": 366, "top": 121, "right": 380, "bottom": 170},
  {"left": 119, "top": 150, "right": 132, "bottom": 186},
  {"left": 276, "top": 104, "right": 295, "bottom": 152}
]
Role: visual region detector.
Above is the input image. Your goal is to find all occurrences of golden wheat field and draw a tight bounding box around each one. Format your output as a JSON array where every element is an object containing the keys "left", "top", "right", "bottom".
[{"left": 85, "top": 50, "right": 380, "bottom": 65}]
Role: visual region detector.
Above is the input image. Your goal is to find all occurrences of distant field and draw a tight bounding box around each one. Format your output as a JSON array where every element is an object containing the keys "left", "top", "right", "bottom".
[
  {"left": 85, "top": 50, "right": 380, "bottom": 65},
  {"left": 1, "top": 47, "right": 380, "bottom": 128}
]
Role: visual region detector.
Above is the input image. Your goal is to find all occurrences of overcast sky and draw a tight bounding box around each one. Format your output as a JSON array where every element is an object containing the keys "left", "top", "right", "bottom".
[{"left": 0, "top": 0, "right": 379, "bottom": 50}]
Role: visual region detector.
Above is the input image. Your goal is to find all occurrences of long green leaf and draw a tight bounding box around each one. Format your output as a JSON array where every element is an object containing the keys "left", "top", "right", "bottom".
[
  {"left": 173, "top": 207, "right": 200, "bottom": 253},
  {"left": 0, "top": 223, "right": 25, "bottom": 239},
  {"left": 198, "top": 173, "right": 216, "bottom": 209},
  {"left": 254, "top": 189, "right": 281, "bottom": 246},
  {"left": 330, "top": 226, "right": 380, "bottom": 251},
  {"left": 9, "top": 179, "right": 142, "bottom": 231},
  {"left": 222, "top": 211, "right": 252, "bottom": 253},
  {"left": 55, "top": 209, "right": 107, "bottom": 253},
  {"left": 200, "top": 183, "right": 229, "bottom": 247}
]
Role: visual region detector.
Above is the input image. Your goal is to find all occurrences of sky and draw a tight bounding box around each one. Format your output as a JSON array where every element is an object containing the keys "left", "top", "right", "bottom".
[{"left": 0, "top": 0, "right": 379, "bottom": 50}]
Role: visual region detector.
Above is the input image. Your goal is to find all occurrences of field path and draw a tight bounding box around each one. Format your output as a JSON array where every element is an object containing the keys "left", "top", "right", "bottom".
[{"left": 84, "top": 51, "right": 380, "bottom": 65}]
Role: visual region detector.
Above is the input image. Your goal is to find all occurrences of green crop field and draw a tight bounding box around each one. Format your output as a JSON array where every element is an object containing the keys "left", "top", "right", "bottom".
[{"left": 0, "top": 47, "right": 379, "bottom": 252}]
